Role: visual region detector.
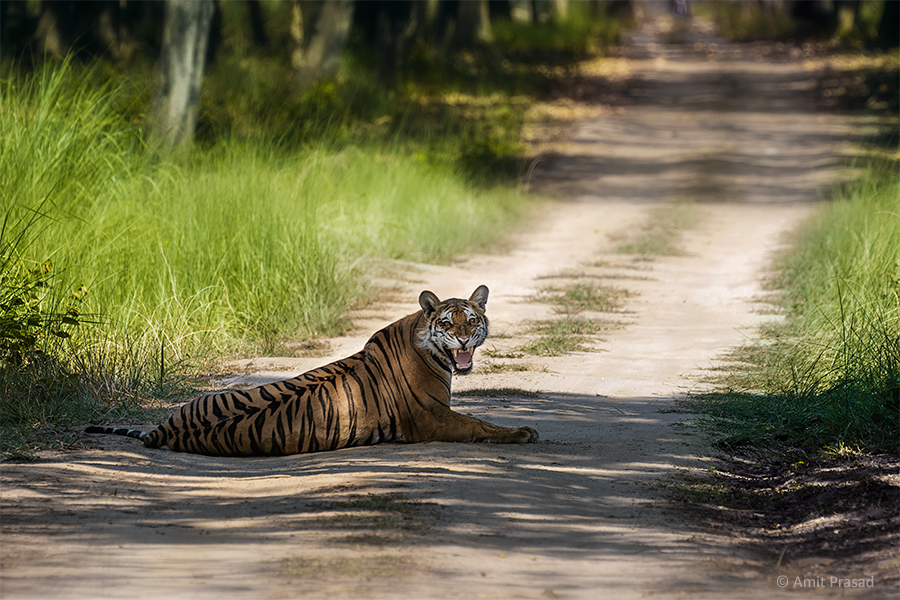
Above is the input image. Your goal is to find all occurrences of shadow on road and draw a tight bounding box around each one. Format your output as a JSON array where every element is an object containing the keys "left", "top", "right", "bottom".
[{"left": 2, "top": 389, "right": 750, "bottom": 598}]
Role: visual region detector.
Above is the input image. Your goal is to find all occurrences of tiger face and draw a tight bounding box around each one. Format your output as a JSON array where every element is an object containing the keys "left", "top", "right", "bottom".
[{"left": 418, "top": 285, "right": 490, "bottom": 375}]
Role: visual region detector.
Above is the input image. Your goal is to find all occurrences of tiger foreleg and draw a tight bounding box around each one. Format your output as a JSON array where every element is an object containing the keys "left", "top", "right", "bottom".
[
  {"left": 478, "top": 422, "right": 539, "bottom": 444},
  {"left": 416, "top": 409, "right": 538, "bottom": 444}
]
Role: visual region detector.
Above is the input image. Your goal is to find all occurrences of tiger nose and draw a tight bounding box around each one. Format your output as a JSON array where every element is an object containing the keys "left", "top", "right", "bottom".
[{"left": 457, "top": 337, "right": 470, "bottom": 347}]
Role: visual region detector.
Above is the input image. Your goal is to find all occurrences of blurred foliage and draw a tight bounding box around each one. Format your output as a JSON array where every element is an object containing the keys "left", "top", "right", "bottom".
[
  {"left": 0, "top": 257, "right": 86, "bottom": 368},
  {"left": 191, "top": 0, "right": 624, "bottom": 184},
  {"left": 807, "top": 51, "right": 900, "bottom": 115},
  {"left": 697, "top": 0, "right": 893, "bottom": 47},
  {"left": 2, "top": 0, "right": 630, "bottom": 185}
]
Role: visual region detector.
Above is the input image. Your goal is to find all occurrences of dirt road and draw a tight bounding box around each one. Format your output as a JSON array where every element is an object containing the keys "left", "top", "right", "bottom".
[{"left": 1, "top": 14, "right": 886, "bottom": 600}]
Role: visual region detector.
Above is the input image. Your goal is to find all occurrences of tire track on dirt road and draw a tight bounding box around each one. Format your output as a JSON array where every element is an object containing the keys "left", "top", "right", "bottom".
[{"left": 1, "top": 15, "right": 884, "bottom": 600}]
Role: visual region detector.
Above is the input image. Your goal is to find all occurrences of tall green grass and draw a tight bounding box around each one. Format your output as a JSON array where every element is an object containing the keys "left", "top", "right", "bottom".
[
  {"left": 3, "top": 58, "right": 531, "bottom": 351},
  {"left": 0, "top": 58, "right": 532, "bottom": 454},
  {"left": 695, "top": 163, "right": 900, "bottom": 456}
]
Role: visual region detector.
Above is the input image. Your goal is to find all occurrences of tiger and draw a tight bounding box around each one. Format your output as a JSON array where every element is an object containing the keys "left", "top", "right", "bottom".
[{"left": 85, "top": 285, "right": 538, "bottom": 456}]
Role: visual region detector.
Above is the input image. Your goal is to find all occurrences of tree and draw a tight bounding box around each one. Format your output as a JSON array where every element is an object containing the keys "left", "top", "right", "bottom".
[
  {"left": 289, "top": 0, "right": 354, "bottom": 94},
  {"left": 457, "top": 0, "right": 493, "bottom": 47},
  {"left": 0, "top": 0, "right": 163, "bottom": 64},
  {"left": 352, "top": 0, "right": 423, "bottom": 85},
  {"left": 488, "top": 0, "right": 513, "bottom": 21},
  {"left": 246, "top": 0, "right": 269, "bottom": 48},
  {"left": 148, "top": 0, "right": 215, "bottom": 151},
  {"left": 878, "top": 0, "right": 899, "bottom": 47},
  {"left": 834, "top": 0, "right": 861, "bottom": 39},
  {"left": 432, "top": 0, "right": 492, "bottom": 51}
]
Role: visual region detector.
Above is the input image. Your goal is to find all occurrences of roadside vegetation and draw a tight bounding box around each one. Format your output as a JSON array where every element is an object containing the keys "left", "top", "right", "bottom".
[
  {"left": 693, "top": 163, "right": 899, "bottom": 458},
  {"left": 678, "top": 161, "right": 898, "bottom": 578},
  {"left": 698, "top": 0, "right": 892, "bottom": 46},
  {"left": 0, "top": 3, "right": 626, "bottom": 458}
]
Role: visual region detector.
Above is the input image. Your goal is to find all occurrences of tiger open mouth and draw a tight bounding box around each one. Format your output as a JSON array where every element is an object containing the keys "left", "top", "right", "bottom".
[{"left": 450, "top": 347, "right": 474, "bottom": 373}]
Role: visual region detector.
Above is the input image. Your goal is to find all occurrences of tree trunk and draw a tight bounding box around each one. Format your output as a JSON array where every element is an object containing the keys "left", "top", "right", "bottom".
[
  {"left": 431, "top": 0, "right": 459, "bottom": 47},
  {"left": 878, "top": 0, "right": 899, "bottom": 47},
  {"left": 431, "top": 0, "right": 494, "bottom": 51},
  {"left": 148, "top": 0, "right": 215, "bottom": 151},
  {"left": 352, "top": 0, "right": 419, "bottom": 86},
  {"left": 530, "top": 0, "right": 541, "bottom": 24},
  {"left": 453, "top": 0, "right": 492, "bottom": 49},
  {"left": 606, "top": 0, "right": 635, "bottom": 21},
  {"left": 92, "top": 1, "right": 142, "bottom": 63},
  {"left": 246, "top": 0, "right": 269, "bottom": 47},
  {"left": 489, "top": 0, "right": 513, "bottom": 21},
  {"left": 206, "top": 0, "right": 223, "bottom": 67},
  {"left": 553, "top": 0, "right": 570, "bottom": 21},
  {"left": 289, "top": 0, "right": 354, "bottom": 94},
  {"left": 32, "top": 2, "right": 68, "bottom": 58},
  {"left": 834, "top": 0, "right": 860, "bottom": 37}
]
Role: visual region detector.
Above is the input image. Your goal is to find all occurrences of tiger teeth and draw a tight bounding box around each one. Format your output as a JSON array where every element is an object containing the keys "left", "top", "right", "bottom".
[{"left": 449, "top": 347, "right": 473, "bottom": 369}]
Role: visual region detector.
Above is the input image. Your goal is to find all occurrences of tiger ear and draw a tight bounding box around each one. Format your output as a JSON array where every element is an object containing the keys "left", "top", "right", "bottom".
[
  {"left": 419, "top": 290, "right": 441, "bottom": 318},
  {"left": 469, "top": 285, "right": 489, "bottom": 310}
]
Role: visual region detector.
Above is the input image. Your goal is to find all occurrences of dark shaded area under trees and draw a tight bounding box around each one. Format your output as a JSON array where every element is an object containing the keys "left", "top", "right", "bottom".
[
  {"left": 3, "top": 0, "right": 896, "bottom": 151},
  {"left": 4, "top": 1, "right": 896, "bottom": 67},
  {"left": 2, "top": 0, "right": 601, "bottom": 149}
]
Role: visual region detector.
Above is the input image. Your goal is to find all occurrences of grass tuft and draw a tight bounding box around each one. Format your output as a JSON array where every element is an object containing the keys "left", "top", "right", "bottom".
[
  {"left": 519, "top": 316, "right": 607, "bottom": 357},
  {"left": 532, "top": 282, "right": 629, "bottom": 313},
  {"left": 614, "top": 201, "right": 700, "bottom": 258},
  {"left": 478, "top": 361, "right": 529, "bottom": 374}
]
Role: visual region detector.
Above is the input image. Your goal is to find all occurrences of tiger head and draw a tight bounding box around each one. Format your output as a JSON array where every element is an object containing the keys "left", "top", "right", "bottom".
[{"left": 418, "top": 285, "right": 490, "bottom": 375}]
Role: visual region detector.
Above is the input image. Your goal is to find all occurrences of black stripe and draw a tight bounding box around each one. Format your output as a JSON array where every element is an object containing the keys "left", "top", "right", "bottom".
[
  {"left": 283, "top": 393, "right": 297, "bottom": 452},
  {"left": 275, "top": 411, "right": 288, "bottom": 454},
  {"left": 211, "top": 394, "right": 228, "bottom": 420},
  {"left": 304, "top": 397, "right": 317, "bottom": 453},
  {"left": 340, "top": 374, "right": 358, "bottom": 445}
]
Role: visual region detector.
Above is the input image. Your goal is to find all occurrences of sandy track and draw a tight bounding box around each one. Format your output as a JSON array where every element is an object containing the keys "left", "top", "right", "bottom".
[{"left": 1, "top": 15, "right": 884, "bottom": 600}]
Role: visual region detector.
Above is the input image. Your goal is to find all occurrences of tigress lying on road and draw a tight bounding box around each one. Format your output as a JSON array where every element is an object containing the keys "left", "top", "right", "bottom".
[{"left": 85, "top": 285, "right": 538, "bottom": 456}]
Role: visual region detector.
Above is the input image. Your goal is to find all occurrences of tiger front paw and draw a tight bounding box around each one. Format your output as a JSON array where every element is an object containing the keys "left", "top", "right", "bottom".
[{"left": 515, "top": 426, "right": 539, "bottom": 444}]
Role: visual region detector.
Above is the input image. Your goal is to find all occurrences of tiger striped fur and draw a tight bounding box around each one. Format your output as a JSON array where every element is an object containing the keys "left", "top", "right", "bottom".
[{"left": 85, "top": 285, "right": 538, "bottom": 456}]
